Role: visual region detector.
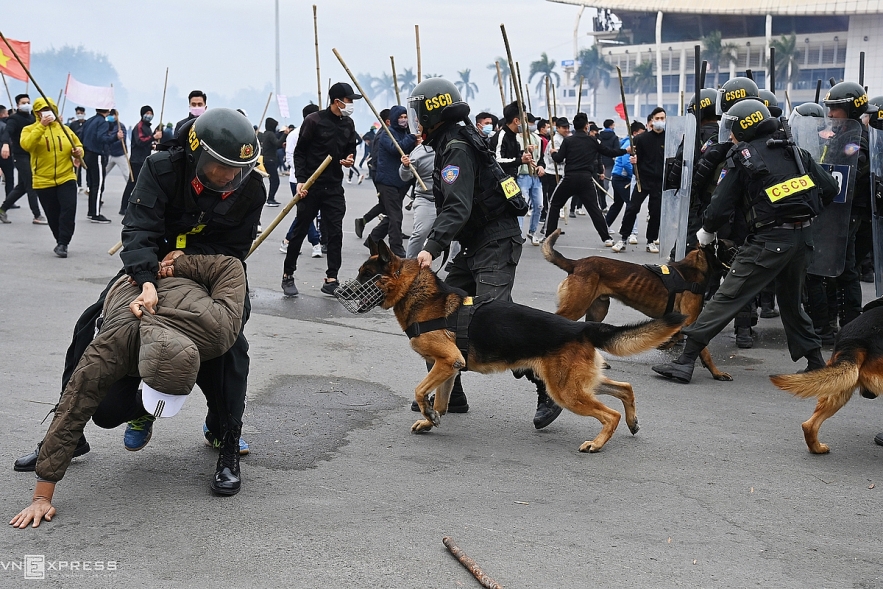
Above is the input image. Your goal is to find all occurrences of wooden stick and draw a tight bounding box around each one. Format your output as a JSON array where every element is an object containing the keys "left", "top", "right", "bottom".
[
  {"left": 390, "top": 56, "right": 401, "bottom": 105},
  {"left": 158, "top": 67, "right": 169, "bottom": 128},
  {"left": 545, "top": 76, "right": 559, "bottom": 183},
  {"left": 247, "top": 155, "right": 332, "bottom": 258},
  {"left": 258, "top": 91, "right": 273, "bottom": 130},
  {"left": 501, "top": 25, "right": 534, "bottom": 174},
  {"left": 495, "top": 61, "right": 506, "bottom": 109},
  {"left": 615, "top": 65, "right": 640, "bottom": 192},
  {"left": 58, "top": 77, "right": 67, "bottom": 120},
  {"left": 0, "top": 72, "right": 12, "bottom": 106},
  {"left": 332, "top": 48, "right": 427, "bottom": 191},
  {"left": 524, "top": 83, "right": 532, "bottom": 113},
  {"left": 415, "top": 25, "right": 422, "bottom": 82},
  {"left": 576, "top": 75, "right": 584, "bottom": 114},
  {"left": 784, "top": 90, "right": 792, "bottom": 114},
  {"left": 442, "top": 537, "right": 503, "bottom": 589},
  {"left": 313, "top": 5, "right": 322, "bottom": 106}
]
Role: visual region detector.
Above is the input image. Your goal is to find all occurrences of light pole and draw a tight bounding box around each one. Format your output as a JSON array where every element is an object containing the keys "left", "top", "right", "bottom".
[{"left": 275, "top": 0, "right": 281, "bottom": 100}]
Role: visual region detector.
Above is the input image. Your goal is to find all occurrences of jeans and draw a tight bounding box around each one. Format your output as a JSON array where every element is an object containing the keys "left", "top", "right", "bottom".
[
  {"left": 517, "top": 174, "right": 543, "bottom": 235},
  {"left": 606, "top": 174, "right": 632, "bottom": 226}
]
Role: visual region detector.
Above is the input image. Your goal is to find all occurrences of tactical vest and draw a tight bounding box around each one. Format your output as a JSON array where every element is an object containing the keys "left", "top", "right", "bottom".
[
  {"left": 729, "top": 137, "right": 820, "bottom": 230},
  {"left": 432, "top": 124, "right": 527, "bottom": 234}
]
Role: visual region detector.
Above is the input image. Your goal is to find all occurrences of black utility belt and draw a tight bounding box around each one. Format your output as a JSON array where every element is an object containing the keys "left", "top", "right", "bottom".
[{"left": 769, "top": 219, "right": 812, "bottom": 230}]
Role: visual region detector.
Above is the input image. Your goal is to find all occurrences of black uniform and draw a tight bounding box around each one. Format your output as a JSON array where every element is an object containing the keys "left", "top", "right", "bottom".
[{"left": 618, "top": 128, "right": 666, "bottom": 245}]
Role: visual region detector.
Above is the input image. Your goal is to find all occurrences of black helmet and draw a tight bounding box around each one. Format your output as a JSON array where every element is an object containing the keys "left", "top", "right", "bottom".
[
  {"left": 720, "top": 99, "right": 771, "bottom": 143},
  {"left": 787, "top": 102, "right": 825, "bottom": 126},
  {"left": 823, "top": 81, "right": 869, "bottom": 120},
  {"left": 758, "top": 90, "right": 782, "bottom": 117},
  {"left": 688, "top": 88, "right": 719, "bottom": 121},
  {"left": 407, "top": 78, "right": 470, "bottom": 139},
  {"left": 716, "top": 77, "right": 760, "bottom": 115},
  {"left": 186, "top": 108, "right": 261, "bottom": 192},
  {"left": 868, "top": 96, "right": 883, "bottom": 130}
]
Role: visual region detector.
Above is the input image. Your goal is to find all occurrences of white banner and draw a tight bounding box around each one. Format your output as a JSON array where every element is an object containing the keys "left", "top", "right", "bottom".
[
  {"left": 276, "top": 94, "right": 289, "bottom": 118},
  {"left": 64, "top": 74, "right": 115, "bottom": 109}
]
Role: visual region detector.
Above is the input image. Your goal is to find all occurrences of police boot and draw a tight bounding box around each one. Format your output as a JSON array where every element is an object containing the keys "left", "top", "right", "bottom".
[
  {"left": 735, "top": 327, "right": 754, "bottom": 349},
  {"left": 211, "top": 426, "right": 242, "bottom": 496},
  {"left": 652, "top": 339, "right": 703, "bottom": 384},
  {"left": 797, "top": 348, "right": 826, "bottom": 374},
  {"left": 528, "top": 372, "right": 562, "bottom": 430},
  {"left": 14, "top": 436, "right": 91, "bottom": 472},
  {"left": 759, "top": 292, "right": 779, "bottom": 318}
]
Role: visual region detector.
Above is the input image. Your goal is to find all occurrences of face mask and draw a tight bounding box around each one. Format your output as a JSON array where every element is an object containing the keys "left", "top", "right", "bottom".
[
  {"left": 528, "top": 124, "right": 537, "bottom": 133},
  {"left": 337, "top": 101, "right": 354, "bottom": 117},
  {"left": 76, "top": 113, "right": 85, "bottom": 120},
  {"left": 398, "top": 118, "right": 408, "bottom": 129},
  {"left": 189, "top": 106, "right": 206, "bottom": 117},
  {"left": 516, "top": 124, "right": 523, "bottom": 133},
  {"left": 18, "top": 103, "right": 32, "bottom": 113},
  {"left": 143, "top": 114, "right": 153, "bottom": 122},
  {"left": 652, "top": 120, "right": 665, "bottom": 131},
  {"left": 41, "top": 111, "right": 56, "bottom": 123},
  {"left": 106, "top": 115, "right": 116, "bottom": 123},
  {"left": 481, "top": 124, "right": 493, "bottom": 136}
]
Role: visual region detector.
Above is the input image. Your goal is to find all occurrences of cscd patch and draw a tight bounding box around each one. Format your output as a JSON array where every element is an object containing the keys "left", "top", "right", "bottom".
[{"left": 441, "top": 165, "right": 460, "bottom": 184}]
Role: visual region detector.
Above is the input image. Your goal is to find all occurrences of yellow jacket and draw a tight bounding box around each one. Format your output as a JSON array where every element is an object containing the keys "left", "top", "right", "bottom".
[{"left": 19, "top": 97, "right": 83, "bottom": 190}]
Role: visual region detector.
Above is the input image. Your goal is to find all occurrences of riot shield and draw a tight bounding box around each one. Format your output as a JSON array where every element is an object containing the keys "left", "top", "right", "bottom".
[
  {"left": 790, "top": 116, "right": 862, "bottom": 277},
  {"left": 870, "top": 126, "right": 883, "bottom": 297},
  {"left": 659, "top": 116, "right": 696, "bottom": 261}
]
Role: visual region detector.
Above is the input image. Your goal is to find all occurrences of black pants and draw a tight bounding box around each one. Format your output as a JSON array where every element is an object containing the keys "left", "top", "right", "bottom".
[
  {"left": 619, "top": 184, "right": 661, "bottom": 243},
  {"left": 2, "top": 154, "right": 41, "bottom": 217},
  {"left": 363, "top": 203, "right": 384, "bottom": 223},
  {"left": 265, "top": 161, "right": 280, "bottom": 202},
  {"left": 36, "top": 180, "right": 77, "bottom": 246},
  {"left": 0, "top": 154, "right": 15, "bottom": 197},
  {"left": 544, "top": 171, "right": 611, "bottom": 241},
  {"left": 120, "top": 161, "right": 144, "bottom": 214},
  {"left": 605, "top": 175, "right": 632, "bottom": 227},
  {"left": 84, "top": 150, "right": 102, "bottom": 216},
  {"left": 540, "top": 173, "right": 556, "bottom": 217},
  {"left": 283, "top": 184, "right": 346, "bottom": 279},
  {"left": 368, "top": 183, "right": 409, "bottom": 257}
]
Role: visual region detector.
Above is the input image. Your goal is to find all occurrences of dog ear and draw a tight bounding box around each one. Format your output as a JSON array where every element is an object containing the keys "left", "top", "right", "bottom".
[
  {"left": 376, "top": 239, "right": 392, "bottom": 264},
  {"left": 367, "top": 238, "right": 379, "bottom": 257}
]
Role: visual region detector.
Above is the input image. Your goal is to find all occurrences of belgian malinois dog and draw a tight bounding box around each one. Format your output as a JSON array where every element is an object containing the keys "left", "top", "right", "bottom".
[{"left": 342, "top": 240, "right": 686, "bottom": 453}]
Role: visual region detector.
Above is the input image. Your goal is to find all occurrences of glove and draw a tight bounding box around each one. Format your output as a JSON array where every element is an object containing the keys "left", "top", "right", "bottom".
[{"left": 696, "top": 228, "right": 715, "bottom": 246}]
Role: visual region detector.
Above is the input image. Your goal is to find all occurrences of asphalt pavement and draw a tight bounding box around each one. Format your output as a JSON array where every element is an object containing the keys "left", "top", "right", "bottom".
[{"left": 1, "top": 172, "right": 881, "bottom": 588}]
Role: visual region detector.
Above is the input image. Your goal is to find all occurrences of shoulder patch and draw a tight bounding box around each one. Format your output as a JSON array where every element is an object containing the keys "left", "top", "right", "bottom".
[
  {"left": 717, "top": 169, "right": 728, "bottom": 185},
  {"left": 441, "top": 165, "right": 460, "bottom": 184}
]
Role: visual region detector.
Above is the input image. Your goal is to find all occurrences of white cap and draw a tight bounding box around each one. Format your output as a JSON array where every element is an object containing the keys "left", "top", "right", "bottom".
[{"left": 141, "top": 382, "right": 188, "bottom": 418}]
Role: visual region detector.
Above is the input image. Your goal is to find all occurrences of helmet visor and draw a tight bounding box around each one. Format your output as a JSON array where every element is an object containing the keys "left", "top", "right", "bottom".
[
  {"left": 719, "top": 112, "right": 738, "bottom": 143},
  {"left": 407, "top": 95, "right": 422, "bottom": 135},
  {"left": 194, "top": 149, "right": 256, "bottom": 193}
]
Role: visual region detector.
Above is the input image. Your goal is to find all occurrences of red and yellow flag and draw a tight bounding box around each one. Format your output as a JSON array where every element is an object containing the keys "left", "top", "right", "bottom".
[{"left": 0, "top": 38, "right": 30, "bottom": 82}]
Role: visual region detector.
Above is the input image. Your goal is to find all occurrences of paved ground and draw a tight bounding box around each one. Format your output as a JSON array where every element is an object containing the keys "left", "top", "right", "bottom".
[{"left": 1, "top": 173, "right": 881, "bottom": 588}]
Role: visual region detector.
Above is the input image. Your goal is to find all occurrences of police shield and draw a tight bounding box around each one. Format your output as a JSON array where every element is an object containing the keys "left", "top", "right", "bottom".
[
  {"left": 790, "top": 116, "right": 862, "bottom": 277},
  {"left": 659, "top": 116, "right": 696, "bottom": 261},
  {"left": 870, "top": 126, "right": 883, "bottom": 297}
]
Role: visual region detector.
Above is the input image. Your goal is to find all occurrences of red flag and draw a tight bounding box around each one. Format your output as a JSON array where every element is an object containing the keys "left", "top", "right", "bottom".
[
  {"left": 0, "top": 37, "right": 30, "bottom": 82},
  {"left": 614, "top": 102, "right": 626, "bottom": 121}
]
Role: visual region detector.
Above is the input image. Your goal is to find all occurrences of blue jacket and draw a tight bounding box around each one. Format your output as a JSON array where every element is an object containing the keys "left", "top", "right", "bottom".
[
  {"left": 81, "top": 114, "right": 108, "bottom": 153},
  {"left": 101, "top": 120, "right": 127, "bottom": 157},
  {"left": 373, "top": 105, "right": 417, "bottom": 188},
  {"left": 612, "top": 136, "right": 633, "bottom": 178}
]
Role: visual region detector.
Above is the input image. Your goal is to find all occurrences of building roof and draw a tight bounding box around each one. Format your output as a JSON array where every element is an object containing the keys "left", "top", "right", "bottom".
[{"left": 549, "top": 0, "right": 883, "bottom": 16}]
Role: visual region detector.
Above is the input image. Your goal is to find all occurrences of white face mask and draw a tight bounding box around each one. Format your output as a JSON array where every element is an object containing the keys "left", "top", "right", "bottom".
[
  {"left": 652, "top": 120, "right": 665, "bottom": 131},
  {"left": 40, "top": 111, "right": 56, "bottom": 123},
  {"left": 337, "top": 100, "right": 354, "bottom": 117},
  {"left": 18, "top": 103, "right": 32, "bottom": 113}
]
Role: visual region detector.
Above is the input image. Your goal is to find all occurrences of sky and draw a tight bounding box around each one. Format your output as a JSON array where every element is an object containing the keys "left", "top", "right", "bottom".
[{"left": 2, "top": 0, "right": 596, "bottom": 129}]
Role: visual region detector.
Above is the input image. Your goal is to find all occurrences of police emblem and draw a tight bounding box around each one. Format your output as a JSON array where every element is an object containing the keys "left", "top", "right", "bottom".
[
  {"left": 441, "top": 165, "right": 460, "bottom": 184},
  {"left": 240, "top": 144, "right": 254, "bottom": 159},
  {"left": 717, "top": 169, "right": 728, "bottom": 185}
]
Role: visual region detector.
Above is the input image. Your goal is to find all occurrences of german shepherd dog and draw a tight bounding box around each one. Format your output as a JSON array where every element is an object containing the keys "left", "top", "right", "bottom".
[
  {"left": 770, "top": 299, "right": 883, "bottom": 454},
  {"left": 542, "top": 229, "right": 733, "bottom": 381},
  {"left": 349, "top": 240, "right": 685, "bottom": 453}
]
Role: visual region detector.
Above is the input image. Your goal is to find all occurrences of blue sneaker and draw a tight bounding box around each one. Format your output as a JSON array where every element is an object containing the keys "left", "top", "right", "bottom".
[
  {"left": 124, "top": 415, "right": 156, "bottom": 451},
  {"left": 203, "top": 423, "right": 249, "bottom": 455}
]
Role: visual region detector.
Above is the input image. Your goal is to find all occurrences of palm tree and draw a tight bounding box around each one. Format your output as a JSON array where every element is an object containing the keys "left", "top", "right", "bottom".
[
  {"left": 372, "top": 73, "right": 398, "bottom": 106},
  {"left": 576, "top": 45, "right": 613, "bottom": 117},
  {"left": 702, "top": 31, "right": 738, "bottom": 88},
  {"left": 488, "top": 58, "right": 511, "bottom": 102},
  {"left": 423, "top": 73, "right": 442, "bottom": 80},
  {"left": 529, "top": 52, "right": 560, "bottom": 102},
  {"left": 398, "top": 68, "right": 417, "bottom": 95},
  {"left": 356, "top": 73, "right": 378, "bottom": 100},
  {"left": 771, "top": 33, "right": 801, "bottom": 94},
  {"left": 629, "top": 60, "right": 656, "bottom": 116},
  {"left": 455, "top": 69, "right": 479, "bottom": 103}
]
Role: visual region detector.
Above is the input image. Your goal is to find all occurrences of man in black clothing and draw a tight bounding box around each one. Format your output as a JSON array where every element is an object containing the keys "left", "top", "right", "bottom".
[
  {"left": 68, "top": 107, "right": 88, "bottom": 192},
  {"left": 261, "top": 117, "right": 287, "bottom": 206},
  {"left": 0, "top": 94, "right": 45, "bottom": 224},
  {"left": 543, "top": 113, "right": 627, "bottom": 243},
  {"left": 80, "top": 106, "right": 111, "bottom": 222},
  {"left": 119, "top": 105, "right": 163, "bottom": 215},
  {"left": 282, "top": 82, "right": 361, "bottom": 297},
  {"left": 0, "top": 105, "right": 14, "bottom": 199},
  {"left": 613, "top": 107, "right": 666, "bottom": 253},
  {"left": 173, "top": 90, "right": 207, "bottom": 137}
]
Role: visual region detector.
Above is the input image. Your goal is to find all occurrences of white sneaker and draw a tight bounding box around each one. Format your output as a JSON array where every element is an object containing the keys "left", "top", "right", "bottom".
[
  {"left": 611, "top": 240, "right": 626, "bottom": 253},
  {"left": 532, "top": 234, "right": 542, "bottom": 246},
  {"left": 577, "top": 208, "right": 587, "bottom": 216},
  {"left": 526, "top": 210, "right": 531, "bottom": 217},
  {"left": 646, "top": 242, "right": 660, "bottom": 253},
  {"left": 628, "top": 234, "right": 638, "bottom": 245},
  {"left": 311, "top": 244, "right": 323, "bottom": 258},
  {"left": 604, "top": 239, "right": 614, "bottom": 247},
  {"left": 358, "top": 174, "right": 365, "bottom": 185},
  {"left": 280, "top": 240, "right": 288, "bottom": 253},
  {"left": 559, "top": 209, "right": 565, "bottom": 219}
]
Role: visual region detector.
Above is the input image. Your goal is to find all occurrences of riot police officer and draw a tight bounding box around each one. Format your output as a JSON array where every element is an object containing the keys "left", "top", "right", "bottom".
[
  {"left": 652, "top": 100, "right": 839, "bottom": 383},
  {"left": 406, "top": 78, "right": 561, "bottom": 428},
  {"left": 14, "top": 108, "right": 265, "bottom": 496}
]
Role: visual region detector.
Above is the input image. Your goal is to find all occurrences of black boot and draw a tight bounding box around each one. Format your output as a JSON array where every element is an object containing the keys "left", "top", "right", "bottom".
[
  {"left": 14, "top": 436, "right": 90, "bottom": 472},
  {"left": 528, "top": 372, "right": 561, "bottom": 429},
  {"left": 411, "top": 373, "right": 469, "bottom": 413},
  {"left": 797, "top": 348, "right": 826, "bottom": 374},
  {"left": 211, "top": 427, "right": 241, "bottom": 496},
  {"left": 652, "top": 339, "right": 703, "bottom": 383},
  {"left": 759, "top": 292, "right": 779, "bottom": 318},
  {"left": 735, "top": 327, "right": 754, "bottom": 349}
]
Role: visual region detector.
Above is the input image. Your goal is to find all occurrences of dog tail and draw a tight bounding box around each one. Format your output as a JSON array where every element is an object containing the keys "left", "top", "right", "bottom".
[
  {"left": 586, "top": 312, "right": 686, "bottom": 356},
  {"left": 770, "top": 357, "right": 861, "bottom": 400},
  {"left": 541, "top": 229, "right": 576, "bottom": 274}
]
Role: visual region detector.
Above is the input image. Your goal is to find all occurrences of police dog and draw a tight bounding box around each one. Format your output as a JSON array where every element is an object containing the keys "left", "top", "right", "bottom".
[
  {"left": 770, "top": 299, "right": 883, "bottom": 454},
  {"left": 350, "top": 240, "right": 685, "bottom": 453},
  {"left": 542, "top": 229, "right": 733, "bottom": 381}
]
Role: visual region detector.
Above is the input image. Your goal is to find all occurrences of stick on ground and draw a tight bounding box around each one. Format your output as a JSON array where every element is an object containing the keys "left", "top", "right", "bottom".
[{"left": 442, "top": 537, "right": 503, "bottom": 589}]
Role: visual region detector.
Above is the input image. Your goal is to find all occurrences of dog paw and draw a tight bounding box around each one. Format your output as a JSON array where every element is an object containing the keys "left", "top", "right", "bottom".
[
  {"left": 578, "top": 441, "right": 602, "bottom": 453},
  {"left": 713, "top": 371, "right": 733, "bottom": 381},
  {"left": 628, "top": 419, "right": 640, "bottom": 435},
  {"left": 808, "top": 443, "right": 830, "bottom": 454},
  {"left": 425, "top": 408, "right": 441, "bottom": 427},
  {"left": 411, "top": 420, "right": 434, "bottom": 433}
]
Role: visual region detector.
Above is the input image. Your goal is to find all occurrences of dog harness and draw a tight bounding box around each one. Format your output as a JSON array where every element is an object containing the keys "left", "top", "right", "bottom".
[
  {"left": 404, "top": 297, "right": 475, "bottom": 370},
  {"left": 641, "top": 264, "right": 705, "bottom": 314}
]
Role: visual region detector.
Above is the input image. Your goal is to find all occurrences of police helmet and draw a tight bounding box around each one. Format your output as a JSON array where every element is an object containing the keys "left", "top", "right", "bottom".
[
  {"left": 407, "top": 78, "right": 470, "bottom": 139},
  {"left": 787, "top": 102, "right": 825, "bottom": 127},
  {"left": 720, "top": 99, "right": 771, "bottom": 143},
  {"left": 758, "top": 90, "right": 783, "bottom": 118},
  {"left": 688, "top": 88, "right": 719, "bottom": 121},
  {"left": 716, "top": 77, "right": 760, "bottom": 115},
  {"left": 867, "top": 96, "right": 883, "bottom": 130},
  {"left": 186, "top": 108, "right": 261, "bottom": 193},
  {"left": 823, "top": 81, "right": 869, "bottom": 120}
]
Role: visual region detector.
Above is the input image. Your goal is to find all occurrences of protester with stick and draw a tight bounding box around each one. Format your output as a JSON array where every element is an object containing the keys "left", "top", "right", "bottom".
[
  {"left": 80, "top": 106, "right": 112, "bottom": 223},
  {"left": 0, "top": 94, "right": 46, "bottom": 225},
  {"left": 174, "top": 90, "right": 206, "bottom": 137},
  {"left": 119, "top": 106, "right": 162, "bottom": 215},
  {"left": 18, "top": 97, "right": 83, "bottom": 257}
]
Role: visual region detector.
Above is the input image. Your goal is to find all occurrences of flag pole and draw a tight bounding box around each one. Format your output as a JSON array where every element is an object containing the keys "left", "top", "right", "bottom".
[
  {"left": 58, "top": 74, "right": 68, "bottom": 120},
  {"left": 0, "top": 72, "right": 12, "bottom": 106}
]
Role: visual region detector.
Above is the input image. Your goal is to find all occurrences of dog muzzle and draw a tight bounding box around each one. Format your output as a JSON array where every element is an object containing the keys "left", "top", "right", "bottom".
[{"left": 334, "top": 275, "right": 385, "bottom": 314}]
